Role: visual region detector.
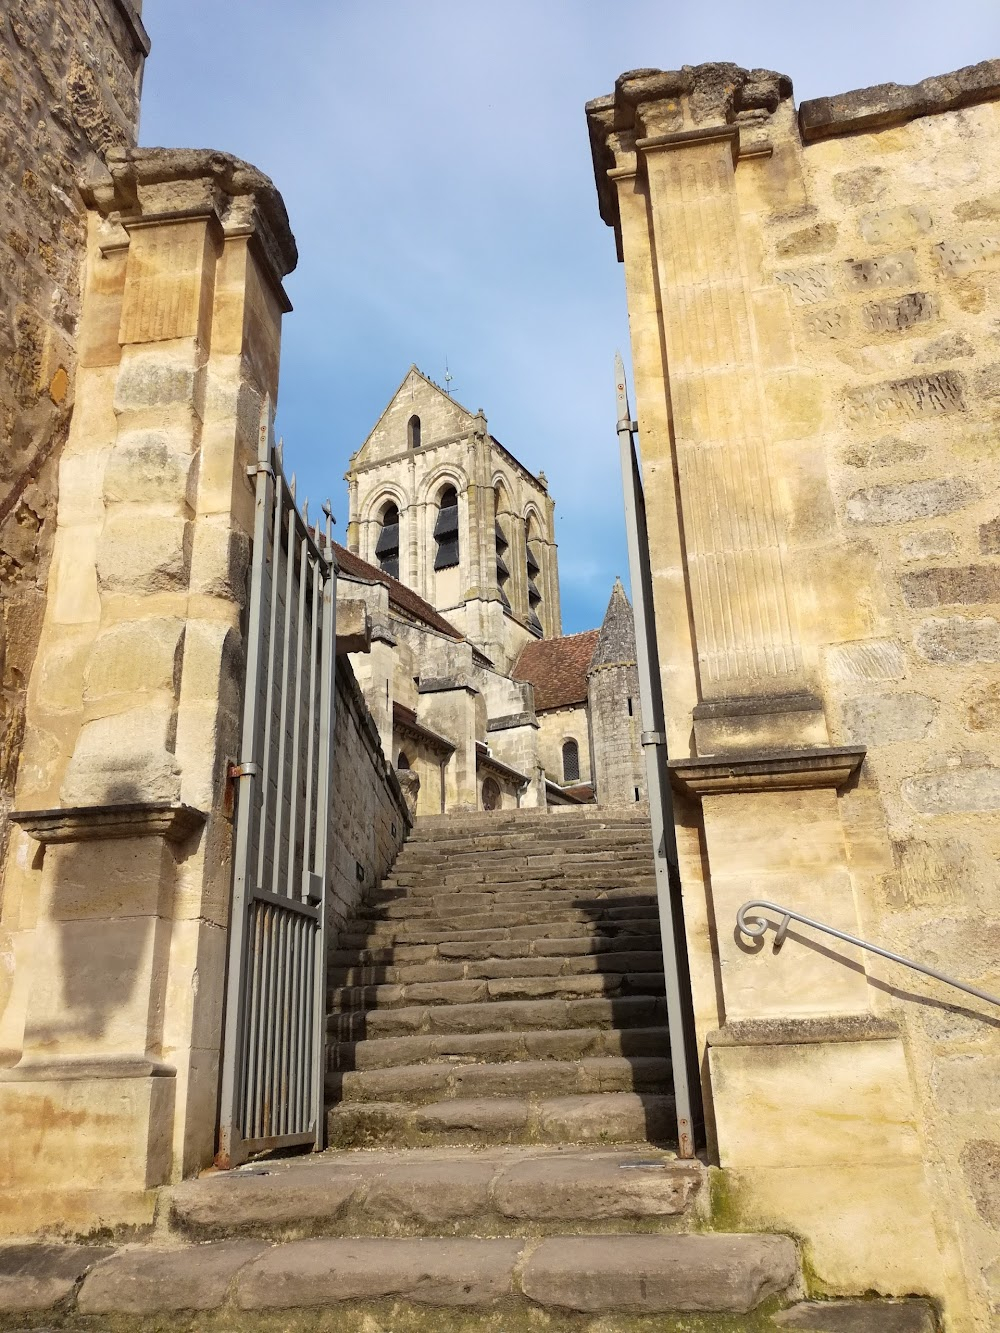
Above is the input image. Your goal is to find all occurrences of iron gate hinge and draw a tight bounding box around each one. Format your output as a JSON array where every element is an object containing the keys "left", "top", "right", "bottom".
[
  {"left": 246, "top": 462, "right": 275, "bottom": 479},
  {"left": 640, "top": 731, "right": 665, "bottom": 747},
  {"left": 228, "top": 761, "right": 259, "bottom": 779}
]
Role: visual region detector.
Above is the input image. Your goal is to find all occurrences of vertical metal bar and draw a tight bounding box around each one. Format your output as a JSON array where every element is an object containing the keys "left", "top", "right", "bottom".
[
  {"left": 311, "top": 553, "right": 338, "bottom": 1146},
  {"left": 256, "top": 457, "right": 285, "bottom": 893},
  {"left": 271, "top": 499, "right": 298, "bottom": 897},
  {"left": 287, "top": 531, "right": 310, "bottom": 896},
  {"left": 275, "top": 909, "right": 291, "bottom": 1138},
  {"left": 262, "top": 901, "right": 281, "bottom": 1138},
  {"left": 242, "top": 902, "right": 264, "bottom": 1137},
  {"left": 218, "top": 399, "right": 276, "bottom": 1168},
  {"left": 302, "top": 557, "right": 321, "bottom": 887},
  {"left": 291, "top": 913, "right": 306, "bottom": 1131},
  {"left": 614, "top": 353, "right": 702, "bottom": 1159}
]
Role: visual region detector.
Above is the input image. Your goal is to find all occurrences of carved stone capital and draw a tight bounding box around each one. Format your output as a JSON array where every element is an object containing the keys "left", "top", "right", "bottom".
[
  {"left": 80, "top": 147, "right": 298, "bottom": 296},
  {"left": 587, "top": 62, "right": 792, "bottom": 241}
]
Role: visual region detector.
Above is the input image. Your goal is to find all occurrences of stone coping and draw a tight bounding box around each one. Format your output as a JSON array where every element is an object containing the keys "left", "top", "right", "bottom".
[
  {"left": 112, "top": 0, "right": 151, "bottom": 56},
  {"left": 11, "top": 801, "right": 205, "bottom": 844},
  {"left": 668, "top": 746, "right": 866, "bottom": 798},
  {"left": 487, "top": 712, "right": 540, "bottom": 733},
  {"left": 707, "top": 1015, "right": 900, "bottom": 1048},
  {"left": 800, "top": 58, "right": 1000, "bottom": 143}
]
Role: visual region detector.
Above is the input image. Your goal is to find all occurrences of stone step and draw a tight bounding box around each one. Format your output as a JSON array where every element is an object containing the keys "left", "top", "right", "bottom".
[
  {"left": 330, "top": 929, "right": 663, "bottom": 967},
  {"left": 327, "top": 1055, "right": 672, "bottom": 1106},
  {"left": 167, "top": 1146, "right": 703, "bottom": 1241},
  {"left": 393, "top": 836, "right": 652, "bottom": 863},
  {"left": 329, "top": 971, "right": 666, "bottom": 1013},
  {"left": 328, "top": 993, "right": 667, "bottom": 1041},
  {"left": 328, "top": 949, "right": 664, "bottom": 987},
  {"left": 381, "top": 869, "right": 657, "bottom": 893},
  {"left": 26, "top": 1232, "right": 797, "bottom": 1322},
  {"left": 337, "top": 915, "right": 663, "bottom": 949},
  {"left": 329, "top": 1024, "right": 668, "bottom": 1071},
  {"left": 351, "top": 902, "right": 659, "bottom": 935},
  {"left": 326, "top": 1090, "right": 679, "bottom": 1149},
  {"left": 363, "top": 887, "right": 658, "bottom": 919}
]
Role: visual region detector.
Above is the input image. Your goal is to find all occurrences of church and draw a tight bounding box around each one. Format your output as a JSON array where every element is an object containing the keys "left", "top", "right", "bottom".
[{"left": 335, "top": 365, "right": 646, "bottom": 813}]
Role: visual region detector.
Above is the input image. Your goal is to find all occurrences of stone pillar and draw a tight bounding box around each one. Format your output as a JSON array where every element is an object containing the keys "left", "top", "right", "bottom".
[
  {"left": 0, "top": 147, "right": 296, "bottom": 1236},
  {"left": 587, "top": 66, "right": 944, "bottom": 1299}
]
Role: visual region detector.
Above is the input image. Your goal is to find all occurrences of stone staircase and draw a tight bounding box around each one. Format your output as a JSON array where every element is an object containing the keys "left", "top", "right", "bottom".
[{"left": 0, "top": 809, "right": 939, "bottom": 1331}]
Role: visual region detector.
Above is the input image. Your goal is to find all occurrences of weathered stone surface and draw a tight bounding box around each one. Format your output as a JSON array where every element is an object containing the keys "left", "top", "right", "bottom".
[
  {"left": 362, "top": 1158, "right": 495, "bottom": 1226},
  {"left": 77, "top": 1241, "right": 265, "bottom": 1314},
  {"left": 902, "top": 564, "right": 1000, "bottom": 608},
  {"left": 0, "top": 1243, "right": 113, "bottom": 1312},
  {"left": 842, "top": 692, "right": 937, "bottom": 745},
  {"left": 520, "top": 1234, "right": 798, "bottom": 1313},
  {"left": 825, "top": 640, "right": 907, "bottom": 682},
  {"left": 979, "top": 517, "right": 1000, "bottom": 555},
  {"left": 965, "top": 682, "right": 1000, "bottom": 732},
  {"left": 960, "top": 1139, "right": 1000, "bottom": 1230},
  {"left": 777, "top": 224, "right": 839, "bottom": 259},
  {"left": 902, "top": 766, "right": 1000, "bottom": 815},
  {"left": 775, "top": 1300, "right": 938, "bottom": 1331},
  {"left": 844, "top": 372, "right": 965, "bottom": 425},
  {"left": 799, "top": 59, "right": 1000, "bottom": 141},
  {"left": 900, "top": 530, "right": 956, "bottom": 561},
  {"left": 414, "top": 1097, "right": 529, "bottom": 1135},
  {"left": 170, "top": 1167, "right": 363, "bottom": 1235},
  {"left": 861, "top": 291, "right": 936, "bottom": 334},
  {"left": 234, "top": 1238, "right": 521, "bottom": 1309},
  {"left": 858, "top": 207, "right": 933, "bottom": 247},
  {"left": 843, "top": 253, "right": 919, "bottom": 291},
  {"left": 846, "top": 478, "right": 974, "bottom": 525},
  {"left": 915, "top": 617, "right": 1000, "bottom": 663},
  {"left": 492, "top": 1154, "right": 700, "bottom": 1220},
  {"left": 536, "top": 1092, "right": 673, "bottom": 1144}
]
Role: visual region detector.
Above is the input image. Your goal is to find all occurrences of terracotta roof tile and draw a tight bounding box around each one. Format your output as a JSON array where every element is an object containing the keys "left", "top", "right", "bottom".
[
  {"left": 332, "top": 542, "right": 463, "bottom": 642},
  {"left": 513, "top": 630, "right": 600, "bottom": 712}
]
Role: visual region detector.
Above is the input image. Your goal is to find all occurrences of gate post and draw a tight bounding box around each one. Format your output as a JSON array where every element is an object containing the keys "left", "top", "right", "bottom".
[
  {"left": 0, "top": 148, "right": 296, "bottom": 1236},
  {"left": 587, "top": 71, "right": 946, "bottom": 1299}
]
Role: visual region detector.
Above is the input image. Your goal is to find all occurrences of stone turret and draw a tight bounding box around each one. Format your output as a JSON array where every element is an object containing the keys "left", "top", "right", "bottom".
[{"left": 587, "top": 579, "right": 644, "bottom": 805}]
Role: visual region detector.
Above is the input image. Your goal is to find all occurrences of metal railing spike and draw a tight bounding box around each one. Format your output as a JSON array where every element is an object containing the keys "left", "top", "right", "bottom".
[
  {"left": 737, "top": 900, "right": 1000, "bottom": 1009},
  {"left": 289, "top": 473, "right": 296, "bottom": 500},
  {"left": 302, "top": 498, "right": 309, "bottom": 524}
]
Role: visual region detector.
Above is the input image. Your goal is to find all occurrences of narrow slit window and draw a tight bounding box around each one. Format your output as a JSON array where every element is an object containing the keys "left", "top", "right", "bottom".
[
  {"left": 434, "top": 485, "right": 460, "bottom": 570},
  {"left": 562, "top": 739, "right": 580, "bottom": 784},
  {"left": 407, "top": 415, "right": 421, "bottom": 449},
  {"left": 375, "top": 502, "right": 400, "bottom": 579}
]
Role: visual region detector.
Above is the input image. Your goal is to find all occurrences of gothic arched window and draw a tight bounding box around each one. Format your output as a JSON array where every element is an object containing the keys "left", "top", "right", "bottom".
[
  {"left": 494, "top": 485, "right": 511, "bottom": 611},
  {"left": 434, "top": 485, "right": 460, "bottom": 570},
  {"left": 397, "top": 751, "right": 410, "bottom": 770},
  {"left": 562, "top": 739, "right": 580, "bottom": 784},
  {"left": 526, "top": 517, "right": 543, "bottom": 635},
  {"left": 375, "top": 501, "right": 400, "bottom": 579},
  {"left": 408, "top": 415, "right": 421, "bottom": 449}
]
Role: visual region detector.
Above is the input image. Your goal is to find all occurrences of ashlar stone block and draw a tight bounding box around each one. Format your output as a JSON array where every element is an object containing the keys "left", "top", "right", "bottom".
[
  {"left": 62, "top": 699, "right": 181, "bottom": 805},
  {"left": 84, "top": 617, "right": 185, "bottom": 703},
  {"left": 96, "top": 512, "right": 191, "bottom": 595}
]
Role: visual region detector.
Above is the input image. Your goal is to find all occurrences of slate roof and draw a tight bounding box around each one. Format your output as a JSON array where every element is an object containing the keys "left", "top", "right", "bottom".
[
  {"left": 332, "top": 541, "right": 464, "bottom": 642},
  {"left": 513, "top": 630, "right": 600, "bottom": 712}
]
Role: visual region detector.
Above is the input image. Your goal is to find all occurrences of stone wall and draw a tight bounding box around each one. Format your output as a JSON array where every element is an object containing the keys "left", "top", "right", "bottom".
[
  {"left": 587, "top": 58, "right": 1000, "bottom": 1329},
  {"left": 588, "top": 661, "right": 644, "bottom": 804},
  {"left": 535, "top": 704, "right": 592, "bottom": 787},
  {"left": 329, "top": 658, "right": 411, "bottom": 937},
  {"left": 0, "top": 0, "right": 147, "bottom": 861}
]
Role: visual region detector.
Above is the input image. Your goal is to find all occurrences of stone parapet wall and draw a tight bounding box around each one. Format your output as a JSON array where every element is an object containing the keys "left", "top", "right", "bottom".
[
  {"left": 330, "top": 657, "right": 411, "bottom": 936},
  {"left": 0, "top": 0, "right": 147, "bottom": 860}
]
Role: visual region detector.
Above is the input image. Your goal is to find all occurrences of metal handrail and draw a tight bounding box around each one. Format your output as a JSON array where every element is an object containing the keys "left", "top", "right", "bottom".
[{"left": 737, "top": 900, "right": 1000, "bottom": 1009}]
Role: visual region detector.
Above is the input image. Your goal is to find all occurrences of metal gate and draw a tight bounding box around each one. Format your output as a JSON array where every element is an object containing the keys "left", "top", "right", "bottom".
[
  {"left": 614, "top": 353, "right": 703, "bottom": 1158},
  {"left": 217, "top": 399, "right": 338, "bottom": 1168}
]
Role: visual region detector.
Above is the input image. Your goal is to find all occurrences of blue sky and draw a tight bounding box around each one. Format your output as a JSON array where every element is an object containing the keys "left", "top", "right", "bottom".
[{"left": 139, "top": 1, "right": 1000, "bottom": 633}]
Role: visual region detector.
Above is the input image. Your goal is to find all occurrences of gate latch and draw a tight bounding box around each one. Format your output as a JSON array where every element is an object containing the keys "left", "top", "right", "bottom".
[{"left": 227, "top": 761, "right": 259, "bottom": 779}]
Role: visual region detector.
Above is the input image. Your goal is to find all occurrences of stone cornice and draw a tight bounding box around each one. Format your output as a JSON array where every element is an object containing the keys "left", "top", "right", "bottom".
[
  {"left": 586, "top": 62, "right": 792, "bottom": 242},
  {"left": 111, "top": 0, "right": 151, "bottom": 57},
  {"left": 668, "top": 746, "right": 866, "bottom": 799},
  {"left": 80, "top": 147, "right": 298, "bottom": 297},
  {"left": 12, "top": 802, "right": 206, "bottom": 844}
]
